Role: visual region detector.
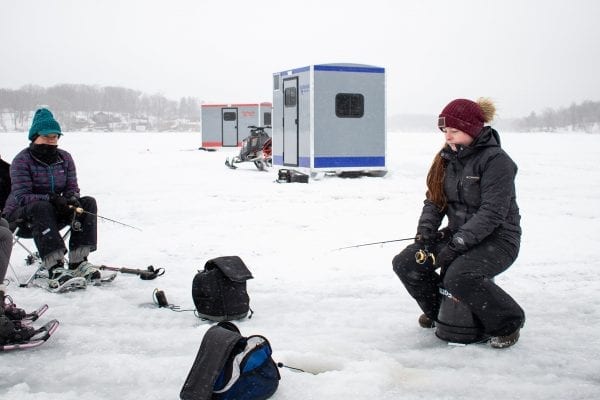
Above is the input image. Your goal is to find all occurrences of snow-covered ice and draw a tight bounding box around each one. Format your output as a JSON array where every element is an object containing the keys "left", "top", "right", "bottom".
[{"left": 1, "top": 130, "right": 599, "bottom": 399}]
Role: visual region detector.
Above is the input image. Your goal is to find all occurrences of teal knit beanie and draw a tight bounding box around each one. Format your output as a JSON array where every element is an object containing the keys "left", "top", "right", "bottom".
[{"left": 28, "top": 108, "right": 62, "bottom": 141}]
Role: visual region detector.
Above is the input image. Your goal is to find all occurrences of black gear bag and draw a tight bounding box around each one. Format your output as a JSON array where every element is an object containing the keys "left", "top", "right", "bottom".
[
  {"left": 192, "top": 256, "right": 253, "bottom": 321},
  {"left": 180, "top": 321, "right": 280, "bottom": 400}
]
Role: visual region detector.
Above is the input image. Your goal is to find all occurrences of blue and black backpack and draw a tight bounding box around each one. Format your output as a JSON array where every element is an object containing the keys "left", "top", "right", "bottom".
[{"left": 180, "top": 321, "right": 280, "bottom": 400}]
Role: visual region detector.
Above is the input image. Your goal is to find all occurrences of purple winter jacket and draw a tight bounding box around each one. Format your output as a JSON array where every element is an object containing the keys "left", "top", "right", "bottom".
[{"left": 2, "top": 146, "right": 80, "bottom": 218}]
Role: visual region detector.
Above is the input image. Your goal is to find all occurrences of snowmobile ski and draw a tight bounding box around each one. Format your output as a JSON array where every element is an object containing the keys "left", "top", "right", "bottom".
[
  {"left": 0, "top": 319, "right": 60, "bottom": 352},
  {"left": 225, "top": 158, "right": 238, "bottom": 169}
]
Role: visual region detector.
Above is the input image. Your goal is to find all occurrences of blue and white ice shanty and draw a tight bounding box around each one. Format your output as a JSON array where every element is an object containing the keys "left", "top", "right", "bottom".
[
  {"left": 201, "top": 102, "right": 272, "bottom": 148},
  {"left": 272, "top": 63, "right": 386, "bottom": 177}
]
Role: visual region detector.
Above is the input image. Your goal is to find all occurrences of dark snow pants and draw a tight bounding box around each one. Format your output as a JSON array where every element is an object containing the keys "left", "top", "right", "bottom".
[
  {"left": 0, "top": 219, "right": 12, "bottom": 283},
  {"left": 7, "top": 197, "right": 97, "bottom": 259},
  {"left": 392, "top": 236, "right": 525, "bottom": 337}
]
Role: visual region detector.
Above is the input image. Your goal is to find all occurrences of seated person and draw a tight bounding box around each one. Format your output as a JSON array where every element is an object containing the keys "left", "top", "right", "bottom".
[{"left": 2, "top": 108, "right": 100, "bottom": 288}]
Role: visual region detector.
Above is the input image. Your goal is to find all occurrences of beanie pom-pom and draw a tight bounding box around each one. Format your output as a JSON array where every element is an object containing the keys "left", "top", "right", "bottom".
[{"left": 477, "top": 97, "right": 496, "bottom": 124}]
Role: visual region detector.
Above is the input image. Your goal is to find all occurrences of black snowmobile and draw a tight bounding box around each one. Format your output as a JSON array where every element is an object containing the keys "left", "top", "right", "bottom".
[{"left": 225, "top": 125, "right": 272, "bottom": 171}]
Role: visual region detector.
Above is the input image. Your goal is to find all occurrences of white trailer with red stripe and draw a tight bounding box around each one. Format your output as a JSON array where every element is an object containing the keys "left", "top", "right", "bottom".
[{"left": 201, "top": 103, "right": 272, "bottom": 148}]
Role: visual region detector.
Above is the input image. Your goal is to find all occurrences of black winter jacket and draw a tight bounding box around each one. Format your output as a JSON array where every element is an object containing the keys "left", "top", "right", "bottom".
[{"left": 417, "top": 127, "right": 521, "bottom": 252}]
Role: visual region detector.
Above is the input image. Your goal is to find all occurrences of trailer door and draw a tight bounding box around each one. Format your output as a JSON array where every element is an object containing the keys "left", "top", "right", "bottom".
[
  {"left": 282, "top": 77, "right": 299, "bottom": 166},
  {"left": 222, "top": 108, "right": 238, "bottom": 146}
]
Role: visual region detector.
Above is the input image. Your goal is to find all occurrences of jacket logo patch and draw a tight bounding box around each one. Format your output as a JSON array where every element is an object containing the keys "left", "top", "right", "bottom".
[{"left": 465, "top": 176, "right": 480, "bottom": 180}]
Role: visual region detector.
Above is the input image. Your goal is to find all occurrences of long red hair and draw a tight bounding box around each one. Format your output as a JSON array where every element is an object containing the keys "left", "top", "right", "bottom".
[{"left": 425, "top": 150, "right": 447, "bottom": 211}]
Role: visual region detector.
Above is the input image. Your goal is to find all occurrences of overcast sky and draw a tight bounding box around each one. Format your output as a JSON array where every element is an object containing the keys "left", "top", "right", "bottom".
[{"left": 1, "top": 0, "right": 599, "bottom": 118}]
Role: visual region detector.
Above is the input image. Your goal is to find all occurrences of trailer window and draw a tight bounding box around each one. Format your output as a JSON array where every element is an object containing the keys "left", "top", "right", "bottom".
[
  {"left": 273, "top": 75, "right": 280, "bottom": 91},
  {"left": 263, "top": 112, "right": 272, "bottom": 125},
  {"left": 335, "top": 93, "right": 364, "bottom": 118},
  {"left": 284, "top": 87, "right": 297, "bottom": 107},
  {"left": 223, "top": 112, "right": 237, "bottom": 121}
]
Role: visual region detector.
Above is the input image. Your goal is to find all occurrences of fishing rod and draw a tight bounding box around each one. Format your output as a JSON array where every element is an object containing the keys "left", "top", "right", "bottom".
[
  {"left": 334, "top": 237, "right": 416, "bottom": 251},
  {"left": 69, "top": 205, "right": 142, "bottom": 231}
]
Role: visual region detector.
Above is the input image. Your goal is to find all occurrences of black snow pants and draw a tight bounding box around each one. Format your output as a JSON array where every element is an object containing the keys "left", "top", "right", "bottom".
[
  {"left": 392, "top": 236, "right": 525, "bottom": 337},
  {"left": 7, "top": 196, "right": 98, "bottom": 259},
  {"left": 0, "top": 219, "right": 12, "bottom": 283}
]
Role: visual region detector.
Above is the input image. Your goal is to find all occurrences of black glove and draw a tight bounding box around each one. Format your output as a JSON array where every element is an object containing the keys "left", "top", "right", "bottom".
[
  {"left": 416, "top": 227, "right": 453, "bottom": 245},
  {"left": 415, "top": 230, "right": 435, "bottom": 245},
  {"left": 66, "top": 195, "right": 81, "bottom": 208},
  {"left": 436, "top": 227, "right": 453, "bottom": 240},
  {"left": 436, "top": 244, "right": 460, "bottom": 271},
  {"left": 48, "top": 193, "right": 72, "bottom": 216}
]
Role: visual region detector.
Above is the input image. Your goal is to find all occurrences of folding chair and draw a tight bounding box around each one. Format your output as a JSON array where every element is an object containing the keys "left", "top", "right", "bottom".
[{"left": 8, "top": 223, "right": 71, "bottom": 288}]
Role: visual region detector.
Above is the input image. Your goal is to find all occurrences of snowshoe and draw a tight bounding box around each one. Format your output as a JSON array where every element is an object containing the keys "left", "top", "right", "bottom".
[
  {"left": 0, "top": 319, "right": 59, "bottom": 352},
  {"left": 2, "top": 297, "right": 27, "bottom": 321},
  {"left": 2, "top": 296, "right": 48, "bottom": 324},
  {"left": 33, "top": 276, "right": 87, "bottom": 293},
  {"left": 19, "top": 304, "right": 49, "bottom": 325},
  {"left": 69, "top": 260, "right": 102, "bottom": 282}
]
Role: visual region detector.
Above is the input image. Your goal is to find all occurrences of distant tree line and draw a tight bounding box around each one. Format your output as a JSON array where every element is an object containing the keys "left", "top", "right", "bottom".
[
  {"left": 514, "top": 100, "right": 600, "bottom": 133},
  {"left": 0, "top": 84, "right": 200, "bottom": 132}
]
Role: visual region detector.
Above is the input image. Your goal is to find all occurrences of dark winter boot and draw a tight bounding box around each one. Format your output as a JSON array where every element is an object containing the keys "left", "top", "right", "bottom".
[
  {"left": 69, "top": 260, "right": 101, "bottom": 282},
  {"left": 490, "top": 328, "right": 520, "bottom": 349},
  {"left": 0, "top": 314, "right": 14, "bottom": 344},
  {"left": 418, "top": 314, "right": 435, "bottom": 328},
  {"left": 48, "top": 262, "right": 75, "bottom": 289},
  {"left": 2, "top": 295, "right": 27, "bottom": 321},
  {"left": 0, "top": 315, "right": 35, "bottom": 345}
]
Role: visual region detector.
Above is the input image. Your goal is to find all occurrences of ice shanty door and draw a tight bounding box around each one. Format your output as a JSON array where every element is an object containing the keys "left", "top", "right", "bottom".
[
  {"left": 282, "top": 78, "right": 299, "bottom": 166},
  {"left": 221, "top": 108, "right": 238, "bottom": 146}
]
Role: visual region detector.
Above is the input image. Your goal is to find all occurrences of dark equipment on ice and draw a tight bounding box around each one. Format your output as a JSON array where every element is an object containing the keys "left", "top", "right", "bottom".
[
  {"left": 150, "top": 288, "right": 197, "bottom": 312},
  {"left": 152, "top": 288, "right": 171, "bottom": 308},
  {"left": 276, "top": 168, "right": 309, "bottom": 183},
  {"left": 435, "top": 286, "right": 488, "bottom": 344},
  {"left": 192, "top": 256, "right": 253, "bottom": 322},
  {"left": 180, "top": 321, "right": 280, "bottom": 400},
  {"left": 225, "top": 125, "right": 272, "bottom": 171},
  {"left": 99, "top": 265, "right": 165, "bottom": 280}
]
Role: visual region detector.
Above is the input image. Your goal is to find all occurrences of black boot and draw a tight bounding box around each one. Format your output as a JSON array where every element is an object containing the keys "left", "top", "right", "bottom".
[
  {"left": 418, "top": 314, "right": 436, "bottom": 328},
  {"left": 48, "top": 261, "right": 75, "bottom": 289},
  {"left": 2, "top": 295, "right": 27, "bottom": 321},
  {"left": 69, "top": 260, "right": 101, "bottom": 281},
  {"left": 0, "top": 315, "right": 35, "bottom": 345}
]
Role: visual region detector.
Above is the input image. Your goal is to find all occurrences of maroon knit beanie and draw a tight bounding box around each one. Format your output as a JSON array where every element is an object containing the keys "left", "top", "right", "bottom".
[{"left": 438, "top": 99, "right": 485, "bottom": 138}]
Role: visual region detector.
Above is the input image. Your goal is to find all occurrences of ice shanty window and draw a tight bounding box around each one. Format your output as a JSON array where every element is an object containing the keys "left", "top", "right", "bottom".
[
  {"left": 335, "top": 93, "right": 364, "bottom": 118},
  {"left": 284, "top": 87, "right": 297, "bottom": 107},
  {"left": 223, "top": 112, "right": 237, "bottom": 121}
]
